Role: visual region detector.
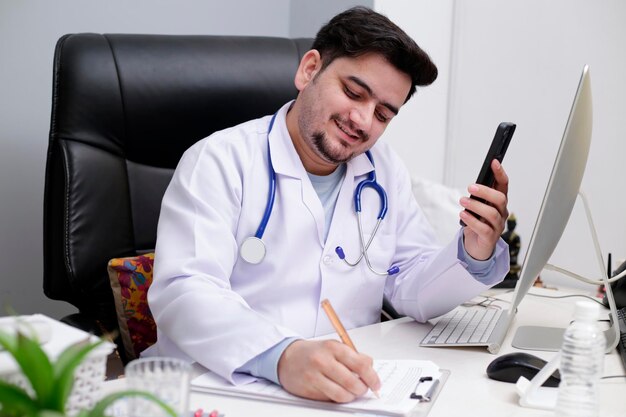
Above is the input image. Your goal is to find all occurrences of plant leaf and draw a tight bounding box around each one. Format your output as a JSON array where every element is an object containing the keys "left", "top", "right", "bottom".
[
  {"left": 0, "top": 330, "right": 18, "bottom": 355},
  {"left": 0, "top": 379, "right": 39, "bottom": 417},
  {"left": 87, "top": 390, "right": 177, "bottom": 417},
  {"left": 12, "top": 333, "right": 54, "bottom": 408},
  {"left": 49, "top": 338, "right": 105, "bottom": 412}
]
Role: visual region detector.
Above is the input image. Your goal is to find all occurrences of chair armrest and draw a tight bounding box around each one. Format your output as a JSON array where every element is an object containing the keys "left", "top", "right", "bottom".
[
  {"left": 60, "top": 312, "right": 106, "bottom": 336},
  {"left": 382, "top": 297, "right": 405, "bottom": 321}
]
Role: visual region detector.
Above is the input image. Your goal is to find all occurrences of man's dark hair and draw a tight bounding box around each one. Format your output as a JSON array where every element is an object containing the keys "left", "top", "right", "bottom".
[{"left": 312, "top": 6, "right": 438, "bottom": 102}]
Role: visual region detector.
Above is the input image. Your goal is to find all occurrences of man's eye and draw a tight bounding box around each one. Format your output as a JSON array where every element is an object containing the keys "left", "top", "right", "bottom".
[
  {"left": 376, "top": 111, "right": 390, "bottom": 123},
  {"left": 344, "top": 88, "right": 359, "bottom": 99}
]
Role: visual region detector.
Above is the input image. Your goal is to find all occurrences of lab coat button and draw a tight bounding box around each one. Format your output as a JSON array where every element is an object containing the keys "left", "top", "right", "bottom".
[{"left": 323, "top": 255, "right": 333, "bottom": 265}]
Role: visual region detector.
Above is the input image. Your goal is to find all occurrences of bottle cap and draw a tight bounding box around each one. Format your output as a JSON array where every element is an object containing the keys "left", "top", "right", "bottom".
[{"left": 573, "top": 300, "right": 600, "bottom": 321}]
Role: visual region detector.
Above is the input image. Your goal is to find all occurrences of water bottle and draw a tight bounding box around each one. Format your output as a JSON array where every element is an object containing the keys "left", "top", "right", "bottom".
[{"left": 555, "top": 300, "right": 605, "bottom": 417}]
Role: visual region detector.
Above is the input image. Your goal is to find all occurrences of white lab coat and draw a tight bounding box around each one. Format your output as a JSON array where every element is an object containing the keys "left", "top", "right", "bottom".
[{"left": 146, "top": 102, "right": 509, "bottom": 383}]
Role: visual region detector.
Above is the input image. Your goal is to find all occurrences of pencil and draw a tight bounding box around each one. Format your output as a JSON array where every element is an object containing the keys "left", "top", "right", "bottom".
[
  {"left": 320, "top": 298, "right": 380, "bottom": 398},
  {"left": 321, "top": 299, "right": 357, "bottom": 350}
]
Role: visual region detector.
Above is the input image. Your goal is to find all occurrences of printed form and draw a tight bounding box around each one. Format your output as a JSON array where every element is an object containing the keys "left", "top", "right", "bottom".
[{"left": 192, "top": 360, "right": 445, "bottom": 417}]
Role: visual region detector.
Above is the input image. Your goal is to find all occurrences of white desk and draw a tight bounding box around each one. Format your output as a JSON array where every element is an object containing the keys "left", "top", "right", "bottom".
[{"left": 105, "top": 287, "right": 626, "bottom": 417}]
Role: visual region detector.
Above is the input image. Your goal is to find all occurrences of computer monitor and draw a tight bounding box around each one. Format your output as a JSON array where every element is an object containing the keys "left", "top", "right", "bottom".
[{"left": 505, "top": 65, "right": 593, "bottom": 351}]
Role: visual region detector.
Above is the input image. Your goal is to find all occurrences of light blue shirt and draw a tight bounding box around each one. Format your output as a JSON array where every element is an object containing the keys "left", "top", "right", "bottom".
[{"left": 307, "top": 164, "right": 347, "bottom": 242}]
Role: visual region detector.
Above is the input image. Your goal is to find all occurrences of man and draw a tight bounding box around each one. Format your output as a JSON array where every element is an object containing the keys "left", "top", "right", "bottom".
[{"left": 146, "top": 6, "right": 510, "bottom": 403}]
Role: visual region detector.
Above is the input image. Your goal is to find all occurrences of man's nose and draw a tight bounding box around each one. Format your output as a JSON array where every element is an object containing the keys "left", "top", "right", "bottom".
[{"left": 349, "top": 102, "right": 375, "bottom": 133}]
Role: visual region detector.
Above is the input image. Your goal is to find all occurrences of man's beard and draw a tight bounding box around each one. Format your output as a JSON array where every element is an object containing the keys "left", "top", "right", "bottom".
[
  {"left": 310, "top": 115, "right": 369, "bottom": 164},
  {"left": 311, "top": 131, "right": 355, "bottom": 164}
]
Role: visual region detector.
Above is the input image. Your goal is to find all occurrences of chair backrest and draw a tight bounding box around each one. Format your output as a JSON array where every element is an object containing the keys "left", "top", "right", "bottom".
[{"left": 44, "top": 33, "right": 312, "bottom": 335}]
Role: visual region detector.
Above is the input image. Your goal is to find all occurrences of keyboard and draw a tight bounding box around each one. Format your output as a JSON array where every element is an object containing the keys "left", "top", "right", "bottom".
[
  {"left": 616, "top": 307, "right": 626, "bottom": 371},
  {"left": 420, "top": 306, "right": 504, "bottom": 347}
]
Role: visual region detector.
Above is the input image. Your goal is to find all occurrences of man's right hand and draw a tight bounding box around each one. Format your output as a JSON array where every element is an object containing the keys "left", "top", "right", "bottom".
[{"left": 276, "top": 339, "right": 381, "bottom": 403}]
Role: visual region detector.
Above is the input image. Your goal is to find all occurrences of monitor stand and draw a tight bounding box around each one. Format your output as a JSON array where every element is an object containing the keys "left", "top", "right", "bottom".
[
  {"left": 512, "top": 190, "right": 620, "bottom": 353},
  {"left": 512, "top": 326, "right": 565, "bottom": 351},
  {"left": 512, "top": 325, "right": 616, "bottom": 352}
]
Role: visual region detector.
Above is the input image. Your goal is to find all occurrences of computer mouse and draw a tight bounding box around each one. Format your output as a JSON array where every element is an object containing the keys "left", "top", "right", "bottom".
[{"left": 486, "top": 352, "right": 561, "bottom": 387}]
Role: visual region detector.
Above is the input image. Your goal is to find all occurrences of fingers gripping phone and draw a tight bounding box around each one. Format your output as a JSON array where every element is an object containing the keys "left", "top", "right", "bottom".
[{"left": 461, "top": 122, "right": 516, "bottom": 226}]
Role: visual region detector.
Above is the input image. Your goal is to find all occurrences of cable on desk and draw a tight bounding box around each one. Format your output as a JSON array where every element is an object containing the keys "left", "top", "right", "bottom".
[
  {"left": 545, "top": 263, "right": 626, "bottom": 285},
  {"left": 527, "top": 292, "right": 606, "bottom": 307},
  {"left": 601, "top": 375, "right": 626, "bottom": 380}
]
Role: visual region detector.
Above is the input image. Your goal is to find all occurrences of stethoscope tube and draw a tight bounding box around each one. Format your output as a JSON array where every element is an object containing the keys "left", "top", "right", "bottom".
[
  {"left": 255, "top": 118, "right": 278, "bottom": 240},
  {"left": 239, "top": 113, "right": 278, "bottom": 264},
  {"left": 335, "top": 151, "right": 399, "bottom": 276}
]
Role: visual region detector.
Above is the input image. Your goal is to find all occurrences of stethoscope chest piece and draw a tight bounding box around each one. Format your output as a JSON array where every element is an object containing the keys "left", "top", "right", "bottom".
[{"left": 240, "top": 236, "right": 267, "bottom": 264}]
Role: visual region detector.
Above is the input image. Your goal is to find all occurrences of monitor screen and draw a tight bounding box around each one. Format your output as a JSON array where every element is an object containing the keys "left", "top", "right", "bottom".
[{"left": 505, "top": 65, "right": 593, "bottom": 350}]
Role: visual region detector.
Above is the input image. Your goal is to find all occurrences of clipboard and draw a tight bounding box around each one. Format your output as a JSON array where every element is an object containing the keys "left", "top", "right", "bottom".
[
  {"left": 192, "top": 360, "right": 449, "bottom": 417},
  {"left": 407, "top": 369, "right": 450, "bottom": 417}
]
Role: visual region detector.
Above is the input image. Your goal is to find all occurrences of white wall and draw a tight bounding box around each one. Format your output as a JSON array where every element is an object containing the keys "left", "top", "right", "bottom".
[
  {"left": 289, "top": 0, "right": 372, "bottom": 37},
  {"left": 446, "top": 0, "right": 626, "bottom": 290},
  {"left": 374, "top": 0, "right": 455, "bottom": 184},
  {"left": 0, "top": 0, "right": 292, "bottom": 318}
]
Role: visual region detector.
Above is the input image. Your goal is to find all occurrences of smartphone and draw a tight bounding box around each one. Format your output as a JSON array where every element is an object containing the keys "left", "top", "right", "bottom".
[{"left": 461, "top": 122, "right": 516, "bottom": 225}]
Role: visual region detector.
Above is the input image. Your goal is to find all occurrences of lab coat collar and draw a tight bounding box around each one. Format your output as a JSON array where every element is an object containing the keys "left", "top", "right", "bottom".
[{"left": 269, "top": 101, "right": 375, "bottom": 179}]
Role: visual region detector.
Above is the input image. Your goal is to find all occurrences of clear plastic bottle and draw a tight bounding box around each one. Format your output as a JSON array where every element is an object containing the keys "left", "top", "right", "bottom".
[{"left": 555, "top": 300, "right": 605, "bottom": 417}]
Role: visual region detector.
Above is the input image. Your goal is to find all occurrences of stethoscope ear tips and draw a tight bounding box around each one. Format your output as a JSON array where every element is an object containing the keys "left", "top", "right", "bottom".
[
  {"left": 335, "top": 246, "right": 346, "bottom": 260},
  {"left": 240, "top": 237, "right": 267, "bottom": 264}
]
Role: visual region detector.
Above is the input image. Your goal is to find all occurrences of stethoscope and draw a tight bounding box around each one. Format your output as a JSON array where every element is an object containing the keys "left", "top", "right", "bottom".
[{"left": 239, "top": 113, "right": 400, "bottom": 276}]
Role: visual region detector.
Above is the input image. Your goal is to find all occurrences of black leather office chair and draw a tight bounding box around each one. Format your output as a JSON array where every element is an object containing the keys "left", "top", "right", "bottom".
[{"left": 44, "top": 33, "right": 312, "bottom": 360}]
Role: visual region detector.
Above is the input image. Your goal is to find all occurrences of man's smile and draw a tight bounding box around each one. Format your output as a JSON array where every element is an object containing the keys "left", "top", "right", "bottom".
[{"left": 333, "top": 118, "right": 366, "bottom": 143}]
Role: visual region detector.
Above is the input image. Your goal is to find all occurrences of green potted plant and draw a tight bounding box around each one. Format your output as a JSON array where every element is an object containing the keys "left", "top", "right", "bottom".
[{"left": 0, "top": 328, "right": 176, "bottom": 417}]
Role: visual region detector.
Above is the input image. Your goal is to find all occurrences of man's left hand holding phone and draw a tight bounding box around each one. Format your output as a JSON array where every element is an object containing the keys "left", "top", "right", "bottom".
[{"left": 460, "top": 122, "right": 515, "bottom": 261}]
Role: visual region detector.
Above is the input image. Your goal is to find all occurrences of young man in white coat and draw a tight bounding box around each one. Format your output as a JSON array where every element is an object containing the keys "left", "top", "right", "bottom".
[{"left": 146, "top": 6, "right": 510, "bottom": 403}]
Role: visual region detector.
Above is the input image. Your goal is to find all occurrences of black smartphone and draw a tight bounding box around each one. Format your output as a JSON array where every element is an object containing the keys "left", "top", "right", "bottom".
[{"left": 461, "top": 122, "right": 516, "bottom": 225}]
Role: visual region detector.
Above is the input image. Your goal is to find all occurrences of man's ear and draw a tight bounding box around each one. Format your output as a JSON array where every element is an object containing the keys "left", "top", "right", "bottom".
[{"left": 294, "top": 50, "right": 322, "bottom": 91}]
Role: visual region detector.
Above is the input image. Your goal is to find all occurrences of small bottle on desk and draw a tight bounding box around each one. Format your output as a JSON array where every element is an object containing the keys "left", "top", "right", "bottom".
[{"left": 555, "top": 301, "right": 605, "bottom": 417}]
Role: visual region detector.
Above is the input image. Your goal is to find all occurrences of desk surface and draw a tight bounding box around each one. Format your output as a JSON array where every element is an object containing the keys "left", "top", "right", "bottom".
[{"left": 104, "top": 287, "right": 626, "bottom": 417}]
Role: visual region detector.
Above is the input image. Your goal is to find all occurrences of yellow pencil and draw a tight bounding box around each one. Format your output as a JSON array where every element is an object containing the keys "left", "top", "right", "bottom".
[{"left": 321, "top": 299, "right": 381, "bottom": 399}]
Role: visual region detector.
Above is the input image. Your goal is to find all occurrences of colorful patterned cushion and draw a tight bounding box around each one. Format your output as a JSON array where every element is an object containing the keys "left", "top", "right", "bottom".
[{"left": 107, "top": 253, "right": 157, "bottom": 360}]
